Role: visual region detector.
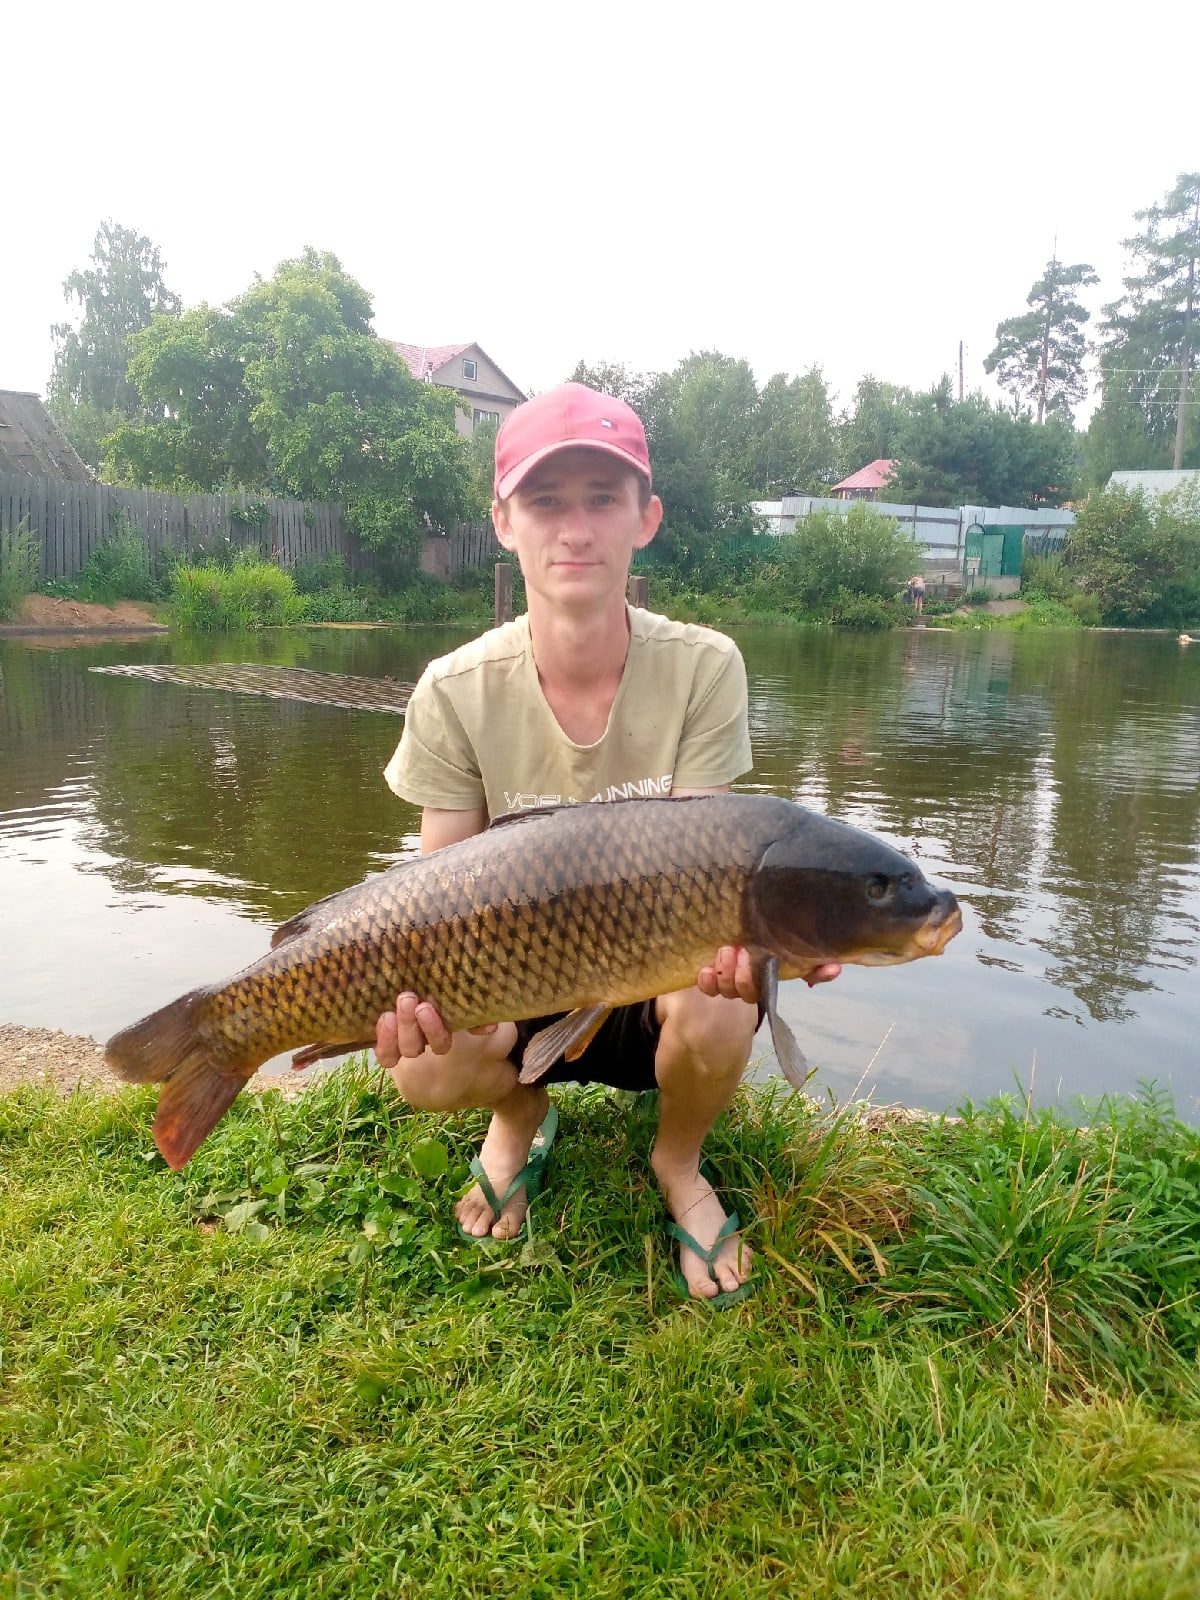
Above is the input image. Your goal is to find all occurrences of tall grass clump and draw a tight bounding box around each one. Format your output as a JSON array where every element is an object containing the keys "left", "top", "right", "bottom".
[
  {"left": 880, "top": 1085, "right": 1200, "bottom": 1382},
  {"left": 0, "top": 520, "right": 40, "bottom": 618},
  {"left": 171, "top": 552, "right": 304, "bottom": 630}
]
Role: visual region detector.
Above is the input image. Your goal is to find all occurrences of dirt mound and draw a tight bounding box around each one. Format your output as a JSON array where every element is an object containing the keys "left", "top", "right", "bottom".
[{"left": 0, "top": 595, "right": 167, "bottom": 634}]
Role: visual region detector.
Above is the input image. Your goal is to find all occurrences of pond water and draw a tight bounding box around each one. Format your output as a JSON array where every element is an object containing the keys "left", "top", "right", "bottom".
[{"left": 1, "top": 624, "right": 1197, "bottom": 1117}]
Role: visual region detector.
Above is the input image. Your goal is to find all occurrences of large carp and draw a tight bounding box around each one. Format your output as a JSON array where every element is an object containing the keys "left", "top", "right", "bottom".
[{"left": 106, "top": 795, "right": 961, "bottom": 1168}]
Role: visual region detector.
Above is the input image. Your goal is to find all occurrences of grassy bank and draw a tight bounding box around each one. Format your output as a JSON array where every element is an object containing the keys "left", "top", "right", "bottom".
[{"left": 2, "top": 1066, "right": 1199, "bottom": 1597}]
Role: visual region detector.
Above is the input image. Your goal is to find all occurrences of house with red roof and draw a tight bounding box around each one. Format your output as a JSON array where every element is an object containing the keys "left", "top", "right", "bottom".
[
  {"left": 831, "top": 458, "right": 897, "bottom": 501},
  {"left": 388, "top": 341, "right": 526, "bottom": 437}
]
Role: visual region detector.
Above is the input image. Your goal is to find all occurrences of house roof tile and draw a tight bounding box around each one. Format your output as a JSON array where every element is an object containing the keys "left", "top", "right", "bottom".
[
  {"left": 388, "top": 342, "right": 472, "bottom": 381},
  {"left": 831, "top": 458, "right": 898, "bottom": 493}
]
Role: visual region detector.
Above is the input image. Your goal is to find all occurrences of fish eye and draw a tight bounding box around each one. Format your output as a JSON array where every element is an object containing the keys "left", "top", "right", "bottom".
[{"left": 865, "top": 874, "right": 891, "bottom": 903}]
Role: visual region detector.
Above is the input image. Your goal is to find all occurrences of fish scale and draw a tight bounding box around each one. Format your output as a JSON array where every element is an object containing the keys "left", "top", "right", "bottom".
[{"left": 105, "top": 794, "right": 961, "bottom": 1168}]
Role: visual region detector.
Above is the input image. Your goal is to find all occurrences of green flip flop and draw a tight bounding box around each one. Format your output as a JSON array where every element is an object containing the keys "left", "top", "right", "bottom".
[
  {"left": 457, "top": 1105, "right": 559, "bottom": 1243},
  {"left": 667, "top": 1163, "right": 755, "bottom": 1308}
]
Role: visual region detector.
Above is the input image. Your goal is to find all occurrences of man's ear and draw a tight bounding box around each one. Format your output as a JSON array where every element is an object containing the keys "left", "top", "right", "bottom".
[
  {"left": 634, "top": 494, "right": 665, "bottom": 551},
  {"left": 492, "top": 498, "right": 518, "bottom": 551}
]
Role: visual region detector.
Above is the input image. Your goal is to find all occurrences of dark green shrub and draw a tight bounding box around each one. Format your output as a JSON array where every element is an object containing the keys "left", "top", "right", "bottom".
[
  {"left": 73, "top": 517, "right": 159, "bottom": 604},
  {"left": 829, "top": 591, "right": 894, "bottom": 629},
  {"left": 293, "top": 553, "right": 351, "bottom": 595}
]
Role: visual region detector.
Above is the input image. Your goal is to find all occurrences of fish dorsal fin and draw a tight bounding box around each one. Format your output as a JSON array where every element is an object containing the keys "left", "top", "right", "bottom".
[
  {"left": 486, "top": 804, "right": 575, "bottom": 832},
  {"left": 270, "top": 870, "right": 397, "bottom": 949},
  {"left": 517, "top": 1005, "right": 614, "bottom": 1084},
  {"left": 271, "top": 890, "right": 350, "bottom": 949}
]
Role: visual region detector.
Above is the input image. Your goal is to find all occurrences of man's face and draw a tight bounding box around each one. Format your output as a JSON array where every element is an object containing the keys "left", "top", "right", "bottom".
[{"left": 492, "top": 447, "right": 663, "bottom": 610}]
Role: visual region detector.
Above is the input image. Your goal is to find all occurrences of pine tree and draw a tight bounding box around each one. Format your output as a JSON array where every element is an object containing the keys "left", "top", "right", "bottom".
[
  {"left": 1097, "top": 173, "right": 1200, "bottom": 471},
  {"left": 983, "top": 256, "right": 1097, "bottom": 423}
]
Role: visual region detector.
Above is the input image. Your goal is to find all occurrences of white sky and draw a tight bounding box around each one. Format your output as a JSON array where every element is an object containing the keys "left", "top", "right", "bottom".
[{"left": 3, "top": 0, "right": 1196, "bottom": 422}]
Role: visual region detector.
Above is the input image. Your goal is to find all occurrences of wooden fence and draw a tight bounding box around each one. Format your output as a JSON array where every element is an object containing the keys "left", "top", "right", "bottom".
[
  {"left": 0, "top": 470, "right": 358, "bottom": 584},
  {"left": 420, "top": 521, "right": 502, "bottom": 581}
]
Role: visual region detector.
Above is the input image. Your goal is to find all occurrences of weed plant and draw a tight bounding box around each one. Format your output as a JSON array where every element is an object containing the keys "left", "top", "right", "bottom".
[
  {"left": 2, "top": 1069, "right": 1199, "bottom": 1596},
  {"left": 0, "top": 521, "right": 39, "bottom": 618}
]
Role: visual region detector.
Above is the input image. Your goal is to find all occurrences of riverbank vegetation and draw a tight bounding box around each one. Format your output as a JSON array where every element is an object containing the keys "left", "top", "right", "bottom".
[
  {"left": 2, "top": 1065, "right": 1198, "bottom": 1596},
  {"left": 43, "top": 177, "right": 1198, "bottom": 566},
  {"left": 11, "top": 474, "right": 1198, "bottom": 635}
]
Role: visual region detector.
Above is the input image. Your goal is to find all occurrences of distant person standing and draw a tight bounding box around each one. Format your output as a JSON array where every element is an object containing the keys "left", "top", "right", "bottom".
[{"left": 910, "top": 572, "right": 926, "bottom": 616}]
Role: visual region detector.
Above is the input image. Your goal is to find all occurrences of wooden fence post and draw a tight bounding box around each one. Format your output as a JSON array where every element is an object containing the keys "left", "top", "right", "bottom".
[
  {"left": 627, "top": 573, "right": 648, "bottom": 608},
  {"left": 494, "top": 562, "right": 513, "bottom": 627}
]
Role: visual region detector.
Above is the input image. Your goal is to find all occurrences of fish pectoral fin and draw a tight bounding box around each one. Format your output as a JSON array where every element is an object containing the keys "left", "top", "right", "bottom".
[
  {"left": 518, "top": 1005, "right": 613, "bottom": 1085},
  {"left": 757, "top": 955, "right": 813, "bottom": 1092},
  {"left": 291, "top": 1038, "right": 374, "bottom": 1070}
]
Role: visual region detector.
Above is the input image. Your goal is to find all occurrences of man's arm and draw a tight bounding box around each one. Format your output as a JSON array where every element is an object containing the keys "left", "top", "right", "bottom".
[{"left": 420, "top": 806, "right": 488, "bottom": 854}]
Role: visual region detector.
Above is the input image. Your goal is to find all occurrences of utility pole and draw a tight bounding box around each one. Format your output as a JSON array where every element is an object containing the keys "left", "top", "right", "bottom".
[{"left": 958, "top": 341, "right": 964, "bottom": 402}]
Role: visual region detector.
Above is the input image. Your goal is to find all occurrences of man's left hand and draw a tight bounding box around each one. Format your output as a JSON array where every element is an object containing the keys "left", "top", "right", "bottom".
[{"left": 696, "top": 946, "right": 841, "bottom": 1002}]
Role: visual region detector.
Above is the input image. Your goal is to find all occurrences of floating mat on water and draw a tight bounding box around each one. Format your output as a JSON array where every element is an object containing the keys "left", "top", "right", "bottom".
[{"left": 89, "top": 662, "right": 412, "bottom": 714}]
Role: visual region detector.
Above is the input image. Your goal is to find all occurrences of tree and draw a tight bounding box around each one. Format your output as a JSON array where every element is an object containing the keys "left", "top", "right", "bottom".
[
  {"left": 983, "top": 256, "right": 1098, "bottom": 422},
  {"left": 568, "top": 354, "right": 760, "bottom": 572},
  {"left": 889, "top": 379, "right": 1076, "bottom": 507},
  {"left": 782, "top": 503, "right": 917, "bottom": 613},
  {"left": 1065, "top": 483, "right": 1200, "bottom": 623},
  {"left": 751, "top": 368, "right": 837, "bottom": 494},
  {"left": 1095, "top": 172, "right": 1200, "bottom": 471},
  {"left": 836, "top": 375, "right": 913, "bottom": 481},
  {"left": 47, "top": 220, "right": 181, "bottom": 469},
  {"left": 106, "top": 249, "right": 471, "bottom": 562}
]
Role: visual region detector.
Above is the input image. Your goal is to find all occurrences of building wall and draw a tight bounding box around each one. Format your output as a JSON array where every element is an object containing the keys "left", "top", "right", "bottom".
[{"left": 431, "top": 346, "right": 525, "bottom": 437}]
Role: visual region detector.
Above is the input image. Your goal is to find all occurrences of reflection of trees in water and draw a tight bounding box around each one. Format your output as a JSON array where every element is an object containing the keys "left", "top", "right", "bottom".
[
  {"left": 84, "top": 684, "right": 416, "bottom": 925},
  {"left": 738, "top": 629, "right": 1200, "bottom": 1026},
  {"left": 1035, "top": 645, "right": 1200, "bottom": 1024},
  {"left": 7, "top": 631, "right": 1199, "bottom": 1022},
  {"left": 2, "top": 642, "right": 421, "bottom": 928}
]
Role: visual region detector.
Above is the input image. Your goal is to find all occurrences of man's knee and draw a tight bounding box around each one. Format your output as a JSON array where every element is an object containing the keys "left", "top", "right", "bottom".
[
  {"left": 656, "top": 989, "right": 759, "bottom": 1082},
  {"left": 387, "top": 1024, "right": 520, "bottom": 1112}
]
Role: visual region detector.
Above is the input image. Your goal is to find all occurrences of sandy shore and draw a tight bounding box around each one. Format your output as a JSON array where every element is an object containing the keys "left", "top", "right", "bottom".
[
  {"left": 0, "top": 594, "right": 168, "bottom": 636},
  {"left": 0, "top": 1023, "right": 314, "bottom": 1100}
]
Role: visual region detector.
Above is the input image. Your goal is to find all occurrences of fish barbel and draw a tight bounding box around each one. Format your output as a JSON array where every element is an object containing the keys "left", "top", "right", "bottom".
[{"left": 106, "top": 795, "right": 961, "bottom": 1168}]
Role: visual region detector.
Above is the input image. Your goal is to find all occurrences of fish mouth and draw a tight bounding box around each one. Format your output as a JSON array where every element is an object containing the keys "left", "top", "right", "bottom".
[
  {"left": 913, "top": 902, "right": 963, "bottom": 956},
  {"left": 848, "top": 900, "right": 963, "bottom": 966}
]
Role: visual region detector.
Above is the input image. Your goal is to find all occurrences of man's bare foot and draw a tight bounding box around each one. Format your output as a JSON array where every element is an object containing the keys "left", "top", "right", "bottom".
[
  {"left": 651, "top": 1154, "right": 752, "bottom": 1300},
  {"left": 455, "top": 1085, "right": 551, "bottom": 1240}
]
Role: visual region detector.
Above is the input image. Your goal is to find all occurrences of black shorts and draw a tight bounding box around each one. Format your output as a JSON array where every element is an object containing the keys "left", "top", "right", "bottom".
[
  {"left": 513, "top": 1002, "right": 662, "bottom": 1093},
  {"left": 512, "top": 996, "right": 769, "bottom": 1095}
]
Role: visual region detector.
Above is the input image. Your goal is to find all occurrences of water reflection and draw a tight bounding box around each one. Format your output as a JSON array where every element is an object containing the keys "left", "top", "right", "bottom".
[{"left": 1, "top": 626, "right": 1197, "bottom": 1114}]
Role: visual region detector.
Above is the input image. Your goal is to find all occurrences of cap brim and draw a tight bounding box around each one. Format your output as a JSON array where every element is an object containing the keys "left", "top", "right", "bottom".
[{"left": 495, "top": 439, "right": 652, "bottom": 501}]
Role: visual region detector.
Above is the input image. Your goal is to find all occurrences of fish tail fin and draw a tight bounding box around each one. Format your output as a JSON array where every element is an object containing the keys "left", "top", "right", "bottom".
[{"left": 105, "top": 990, "right": 247, "bottom": 1169}]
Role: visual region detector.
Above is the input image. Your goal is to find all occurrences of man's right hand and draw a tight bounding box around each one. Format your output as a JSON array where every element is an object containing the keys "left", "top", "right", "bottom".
[{"left": 375, "top": 992, "right": 497, "bottom": 1069}]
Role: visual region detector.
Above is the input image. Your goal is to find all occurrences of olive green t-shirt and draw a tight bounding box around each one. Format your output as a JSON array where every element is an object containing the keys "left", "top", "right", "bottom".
[{"left": 383, "top": 607, "right": 752, "bottom": 819}]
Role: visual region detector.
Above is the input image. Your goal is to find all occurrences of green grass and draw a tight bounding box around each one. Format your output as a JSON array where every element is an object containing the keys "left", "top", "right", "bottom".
[
  {"left": 0, "top": 522, "right": 40, "bottom": 619},
  {"left": 2, "top": 1069, "right": 1199, "bottom": 1597}
]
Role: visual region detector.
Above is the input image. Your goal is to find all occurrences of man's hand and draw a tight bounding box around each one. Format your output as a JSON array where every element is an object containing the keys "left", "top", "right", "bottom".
[
  {"left": 696, "top": 946, "right": 842, "bottom": 1002},
  {"left": 374, "top": 992, "right": 497, "bottom": 1069}
]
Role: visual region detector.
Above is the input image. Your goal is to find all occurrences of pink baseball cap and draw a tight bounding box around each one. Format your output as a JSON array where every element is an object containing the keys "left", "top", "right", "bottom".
[{"left": 494, "top": 382, "right": 652, "bottom": 499}]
